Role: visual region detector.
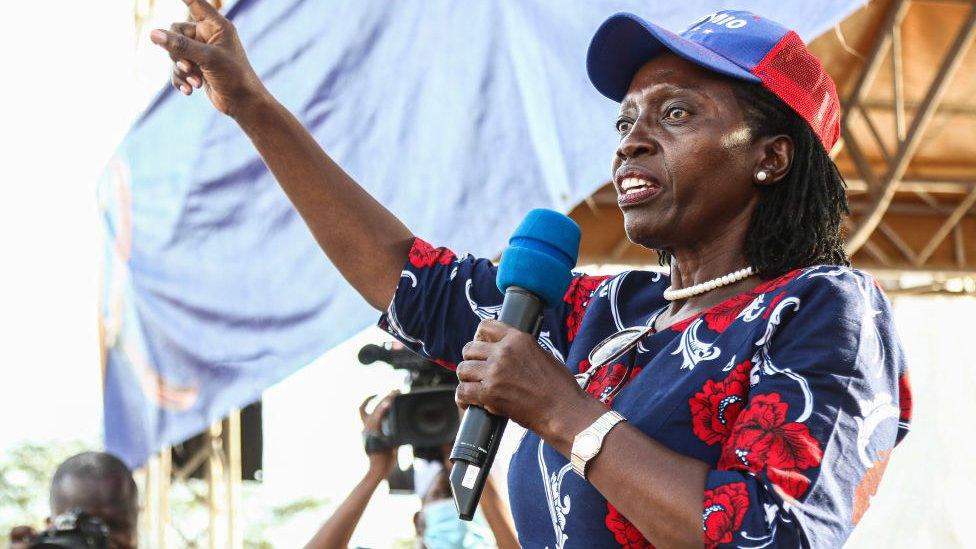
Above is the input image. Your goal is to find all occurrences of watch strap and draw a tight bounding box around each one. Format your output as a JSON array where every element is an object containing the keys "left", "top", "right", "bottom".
[
  {"left": 363, "top": 431, "right": 395, "bottom": 455},
  {"left": 571, "top": 410, "right": 626, "bottom": 478}
]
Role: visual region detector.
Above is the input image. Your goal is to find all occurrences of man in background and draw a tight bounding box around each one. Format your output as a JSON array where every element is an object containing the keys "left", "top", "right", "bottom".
[
  {"left": 7, "top": 526, "right": 37, "bottom": 549},
  {"left": 46, "top": 452, "right": 138, "bottom": 549},
  {"left": 6, "top": 452, "right": 138, "bottom": 549}
]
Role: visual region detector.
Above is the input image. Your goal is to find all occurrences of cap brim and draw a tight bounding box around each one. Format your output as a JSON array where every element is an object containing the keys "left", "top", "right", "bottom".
[{"left": 587, "top": 13, "right": 761, "bottom": 102}]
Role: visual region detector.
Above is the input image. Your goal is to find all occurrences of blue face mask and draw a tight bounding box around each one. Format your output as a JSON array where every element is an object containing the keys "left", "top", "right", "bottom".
[{"left": 421, "top": 499, "right": 494, "bottom": 549}]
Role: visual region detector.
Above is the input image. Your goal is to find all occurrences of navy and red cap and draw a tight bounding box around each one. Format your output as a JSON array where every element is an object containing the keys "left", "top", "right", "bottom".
[{"left": 587, "top": 11, "right": 841, "bottom": 152}]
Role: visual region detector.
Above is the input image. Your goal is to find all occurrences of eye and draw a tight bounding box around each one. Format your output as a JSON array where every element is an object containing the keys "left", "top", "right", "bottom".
[
  {"left": 663, "top": 106, "right": 690, "bottom": 121},
  {"left": 615, "top": 118, "right": 634, "bottom": 135}
]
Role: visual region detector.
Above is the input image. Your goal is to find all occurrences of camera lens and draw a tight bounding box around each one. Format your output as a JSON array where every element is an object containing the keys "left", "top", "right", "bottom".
[
  {"left": 388, "top": 388, "right": 459, "bottom": 447},
  {"left": 411, "top": 400, "right": 451, "bottom": 436}
]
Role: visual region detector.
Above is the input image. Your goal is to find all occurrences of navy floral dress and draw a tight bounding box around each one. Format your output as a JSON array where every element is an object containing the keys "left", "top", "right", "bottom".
[{"left": 379, "top": 238, "right": 912, "bottom": 548}]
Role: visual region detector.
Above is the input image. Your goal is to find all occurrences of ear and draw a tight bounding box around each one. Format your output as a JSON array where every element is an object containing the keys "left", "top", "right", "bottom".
[{"left": 753, "top": 134, "right": 793, "bottom": 186}]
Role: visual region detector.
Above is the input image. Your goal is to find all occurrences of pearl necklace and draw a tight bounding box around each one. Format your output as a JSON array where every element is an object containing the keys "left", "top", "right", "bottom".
[{"left": 662, "top": 266, "right": 755, "bottom": 301}]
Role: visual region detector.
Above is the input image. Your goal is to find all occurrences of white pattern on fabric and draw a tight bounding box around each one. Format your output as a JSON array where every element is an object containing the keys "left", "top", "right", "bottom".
[
  {"left": 383, "top": 299, "right": 430, "bottom": 357},
  {"left": 400, "top": 269, "right": 418, "bottom": 288},
  {"left": 740, "top": 293, "right": 766, "bottom": 322},
  {"left": 808, "top": 267, "right": 887, "bottom": 377},
  {"left": 750, "top": 296, "right": 814, "bottom": 423},
  {"left": 538, "top": 331, "right": 566, "bottom": 364},
  {"left": 607, "top": 272, "right": 629, "bottom": 331},
  {"left": 738, "top": 501, "right": 794, "bottom": 548},
  {"left": 671, "top": 317, "right": 722, "bottom": 370},
  {"left": 466, "top": 279, "right": 503, "bottom": 320},
  {"left": 854, "top": 393, "right": 900, "bottom": 468},
  {"left": 537, "top": 439, "right": 572, "bottom": 549}
]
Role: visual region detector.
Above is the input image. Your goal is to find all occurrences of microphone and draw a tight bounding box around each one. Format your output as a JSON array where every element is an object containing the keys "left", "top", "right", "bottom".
[
  {"left": 449, "top": 208, "right": 580, "bottom": 520},
  {"left": 357, "top": 343, "right": 394, "bottom": 365}
]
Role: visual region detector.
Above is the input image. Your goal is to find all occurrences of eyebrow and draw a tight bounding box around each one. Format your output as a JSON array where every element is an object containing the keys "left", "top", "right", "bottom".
[{"left": 622, "top": 82, "right": 708, "bottom": 109}]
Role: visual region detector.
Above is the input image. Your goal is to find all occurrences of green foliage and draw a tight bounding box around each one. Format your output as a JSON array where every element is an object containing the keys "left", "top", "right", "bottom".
[
  {"left": 0, "top": 439, "right": 91, "bottom": 546},
  {"left": 242, "top": 489, "right": 329, "bottom": 547},
  {"left": 271, "top": 497, "right": 327, "bottom": 522},
  {"left": 269, "top": 495, "right": 328, "bottom": 522}
]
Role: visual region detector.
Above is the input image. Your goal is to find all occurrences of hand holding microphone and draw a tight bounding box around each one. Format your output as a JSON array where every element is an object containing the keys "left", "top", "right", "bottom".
[
  {"left": 450, "top": 209, "right": 585, "bottom": 520},
  {"left": 456, "top": 321, "right": 588, "bottom": 430}
]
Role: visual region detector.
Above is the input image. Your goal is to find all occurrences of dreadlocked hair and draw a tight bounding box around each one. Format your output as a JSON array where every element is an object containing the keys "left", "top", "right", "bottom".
[{"left": 656, "top": 82, "right": 850, "bottom": 279}]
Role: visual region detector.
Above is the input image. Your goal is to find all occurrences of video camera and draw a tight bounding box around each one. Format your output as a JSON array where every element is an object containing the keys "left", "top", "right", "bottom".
[
  {"left": 29, "top": 510, "right": 108, "bottom": 549},
  {"left": 358, "top": 342, "right": 459, "bottom": 489}
]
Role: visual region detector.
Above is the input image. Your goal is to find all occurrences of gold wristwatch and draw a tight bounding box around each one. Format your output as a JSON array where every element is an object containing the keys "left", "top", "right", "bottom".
[{"left": 571, "top": 410, "right": 626, "bottom": 478}]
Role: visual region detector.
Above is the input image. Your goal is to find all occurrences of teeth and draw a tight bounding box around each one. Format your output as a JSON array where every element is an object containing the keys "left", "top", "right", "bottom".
[{"left": 620, "top": 177, "right": 655, "bottom": 194}]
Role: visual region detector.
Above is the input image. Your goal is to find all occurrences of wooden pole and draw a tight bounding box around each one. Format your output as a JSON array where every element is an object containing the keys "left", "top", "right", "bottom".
[
  {"left": 158, "top": 447, "right": 171, "bottom": 549},
  {"left": 207, "top": 420, "right": 223, "bottom": 549},
  {"left": 226, "top": 409, "right": 243, "bottom": 549}
]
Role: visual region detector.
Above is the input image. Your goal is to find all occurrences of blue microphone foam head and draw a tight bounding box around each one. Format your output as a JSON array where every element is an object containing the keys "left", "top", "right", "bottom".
[{"left": 496, "top": 209, "right": 581, "bottom": 306}]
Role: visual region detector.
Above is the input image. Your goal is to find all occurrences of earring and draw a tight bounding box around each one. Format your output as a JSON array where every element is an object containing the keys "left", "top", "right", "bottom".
[{"left": 756, "top": 170, "right": 768, "bottom": 182}]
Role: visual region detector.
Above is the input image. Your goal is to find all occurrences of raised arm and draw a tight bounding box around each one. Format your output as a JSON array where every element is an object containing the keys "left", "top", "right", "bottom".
[
  {"left": 150, "top": 0, "right": 413, "bottom": 310},
  {"left": 304, "top": 393, "right": 399, "bottom": 549},
  {"left": 480, "top": 474, "right": 521, "bottom": 549}
]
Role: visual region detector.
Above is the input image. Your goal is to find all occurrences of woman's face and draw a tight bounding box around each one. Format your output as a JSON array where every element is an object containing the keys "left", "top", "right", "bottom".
[{"left": 611, "top": 53, "right": 762, "bottom": 253}]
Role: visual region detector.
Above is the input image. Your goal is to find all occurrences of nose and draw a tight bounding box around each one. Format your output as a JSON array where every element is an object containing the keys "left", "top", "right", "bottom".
[{"left": 615, "top": 124, "right": 657, "bottom": 162}]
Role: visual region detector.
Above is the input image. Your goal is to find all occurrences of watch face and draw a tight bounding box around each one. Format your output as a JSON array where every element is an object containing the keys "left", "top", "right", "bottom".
[{"left": 577, "top": 432, "right": 601, "bottom": 458}]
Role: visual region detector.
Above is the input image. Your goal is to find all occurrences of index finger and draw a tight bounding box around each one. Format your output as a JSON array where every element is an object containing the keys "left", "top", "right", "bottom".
[
  {"left": 183, "top": 0, "right": 221, "bottom": 22},
  {"left": 359, "top": 394, "right": 377, "bottom": 422},
  {"left": 376, "top": 389, "right": 400, "bottom": 408},
  {"left": 473, "top": 319, "right": 509, "bottom": 342}
]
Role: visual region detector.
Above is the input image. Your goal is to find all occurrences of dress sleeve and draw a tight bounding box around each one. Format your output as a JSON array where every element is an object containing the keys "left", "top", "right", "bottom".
[
  {"left": 378, "top": 238, "right": 609, "bottom": 370},
  {"left": 700, "top": 269, "right": 911, "bottom": 548}
]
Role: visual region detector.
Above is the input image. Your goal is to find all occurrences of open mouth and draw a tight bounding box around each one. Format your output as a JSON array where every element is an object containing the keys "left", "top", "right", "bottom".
[
  {"left": 617, "top": 176, "right": 662, "bottom": 206},
  {"left": 620, "top": 177, "right": 659, "bottom": 195}
]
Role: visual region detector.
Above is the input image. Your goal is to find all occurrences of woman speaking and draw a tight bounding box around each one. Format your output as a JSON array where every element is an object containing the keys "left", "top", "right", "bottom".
[{"left": 152, "top": 2, "right": 911, "bottom": 547}]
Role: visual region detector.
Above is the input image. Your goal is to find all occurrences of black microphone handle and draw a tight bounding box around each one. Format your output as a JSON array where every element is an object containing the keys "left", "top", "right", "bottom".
[
  {"left": 449, "top": 287, "right": 544, "bottom": 520},
  {"left": 495, "top": 287, "right": 547, "bottom": 333}
]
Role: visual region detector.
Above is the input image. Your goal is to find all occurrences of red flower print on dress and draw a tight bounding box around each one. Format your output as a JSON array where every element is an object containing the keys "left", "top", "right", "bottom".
[
  {"left": 564, "top": 275, "right": 610, "bottom": 342},
  {"left": 605, "top": 503, "right": 655, "bottom": 549},
  {"left": 717, "top": 393, "right": 823, "bottom": 499},
  {"left": 577, "top": 359, "right": 641, "bottom": 406},
  {"left": 670, "top": 269, "right": 802, "bottom": 333},
  {"left": 898, "top": 371, "right": 912, "bottom": 423},
  {"left": 753, "top": 269, "right": 802, "bottom": 293},
  {"left": 408, "top": 239, "right": 456, "bottom": 268},
  {"left": 762, "top": 291, "right": 787, "bottom": 320},
  {"left": 702, "top": 292, "right": 757, "bottom": 333},
  {"left": 767, "top": 467, "right": 812, "bottom": 502},
  {"left": 702, "top": 482, "right": 749, "bottom": 548},
  {"left": 670, "top": 315, "right": 698, "bottom": 333},
  {"left": 432, "top": 358, "right": 457, "bottom": 371},
  {"left": 689, "top": 360, "right": 752, "bottom": 445}
]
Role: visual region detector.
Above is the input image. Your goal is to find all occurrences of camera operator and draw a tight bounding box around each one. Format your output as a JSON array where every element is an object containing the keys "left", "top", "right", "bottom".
[
  {"left": 27, "top": 452, "right": 139, "bottom": 549},
  {"left": 7, "top": 526, "right": 37, "bottom": 549},
  {"left": 304, "top": 392, "right": 518, "bottom": 549}
]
